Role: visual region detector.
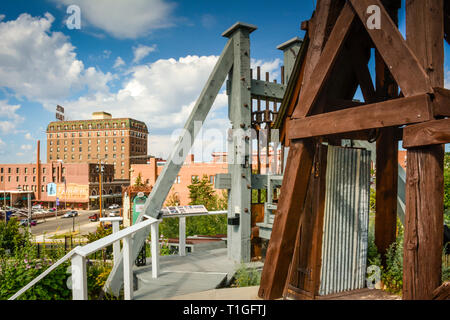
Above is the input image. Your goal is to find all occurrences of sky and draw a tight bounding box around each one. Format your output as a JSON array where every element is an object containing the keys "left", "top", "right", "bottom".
[{"left": 0, "top": 0, "right": 448, "bottom": 164}]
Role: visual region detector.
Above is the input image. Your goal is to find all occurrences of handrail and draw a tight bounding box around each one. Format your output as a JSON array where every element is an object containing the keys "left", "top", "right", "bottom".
[
  {"left": 8, "top": 215, "right": 160, "bottom": 300},
  {"left": 76, "top": 216, "right": 159, "bottom": 257},
  {"left": 8, "top": 248, "right": 79, "bottom": 300}
]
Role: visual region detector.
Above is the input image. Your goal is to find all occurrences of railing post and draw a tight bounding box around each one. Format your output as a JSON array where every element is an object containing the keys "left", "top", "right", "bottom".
[
  {"left": 112, "top": 220, "right": 121, "bottom": 266},
  {"left": 123, "top": 235, "right": 133, "bottom": 300},
  {"left": 151, "top": 221, "right": 160, "bottom": 278},
  {"left": 179, "top": 216, "right": 186, "bottom": 256},
  {"left": 71, "top": 254, "right": 87, "bottom": 300}
]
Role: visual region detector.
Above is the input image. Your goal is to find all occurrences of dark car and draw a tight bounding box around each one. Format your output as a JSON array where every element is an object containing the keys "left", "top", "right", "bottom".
[{"left": 89, "top": 213, "right": 99, "bottom": 222}]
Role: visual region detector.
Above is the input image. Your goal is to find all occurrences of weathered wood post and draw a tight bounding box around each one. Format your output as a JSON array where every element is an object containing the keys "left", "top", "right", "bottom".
[
  {"left": 222, "top": 22, "right": 256, "bottom": 263},
  {"left": 403, "top": 0, "right": 445, "bottom": 300}
]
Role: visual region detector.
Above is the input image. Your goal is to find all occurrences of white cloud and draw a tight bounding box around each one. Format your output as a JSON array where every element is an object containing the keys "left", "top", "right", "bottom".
[
  {"left": 20, "top": 144, "right": 32, "bottom": 151},
  {"left": 113, "top": 56, "right": 125, "bottom": 69},
  {"left": 55, "top": 55, "right": 282, "bottom": 160},
  {"left": 132, "top": 44, "right": 157, "bottom": 64},
  {"left": 53, "top": 0, "right": 176, "bottom": 39},
  {"left": 25, "top": 133, "right": 34, "bottom": 140},
  {"left": 0, "top": 13, "right": 114, "bottom": 104},
  {"left": 251, "top": 58, "right": 282, "bottom": 81},
  {"left": 0, "top": 101, "right": 24, "bottom": 134}
]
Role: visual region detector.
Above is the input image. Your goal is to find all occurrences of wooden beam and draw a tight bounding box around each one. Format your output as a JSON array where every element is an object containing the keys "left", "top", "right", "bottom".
[
  {"left": 284, "top": 144, "right": 328, "bottom": 299},
  {"left": 287, "top": 94, "right": 433, "bottom": 140},
  {"left": 403, "top": 0, "right": 444, "bottom": 300},
  {"left": 292, "top": 3, "right": 356, "bottom": 119},
  {"left": 375, "top": 128, "right": 398, "bottom": 267},
  {"left": 258, "top": 140, "right": 315, "bottom": 299},
  {"left": 403, "top": 118, "right": 450, "bottom": 148},
  {"left": 349, "top": 0, "right": 433, "bottom": 97},
  {"left": 433, "top": 87, "right": 450, "bottom": 117}
]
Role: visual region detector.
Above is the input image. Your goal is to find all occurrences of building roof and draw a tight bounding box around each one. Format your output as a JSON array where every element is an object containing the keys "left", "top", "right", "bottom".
[{"left": 46, "top": 116, "right": 148, "bottom": 133}]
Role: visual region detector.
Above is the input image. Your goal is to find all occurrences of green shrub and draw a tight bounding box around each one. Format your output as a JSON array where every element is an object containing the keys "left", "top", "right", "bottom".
[
  {"left": 232, "top": 264, "right": 261, "bottom": 288},
  {"left": 0, "top": 242, "right": 71, "bottom": 300}
]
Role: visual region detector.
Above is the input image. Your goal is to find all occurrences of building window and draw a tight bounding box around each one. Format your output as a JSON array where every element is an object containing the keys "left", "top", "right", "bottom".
[
  {"left": 209, "top": 176, "right": 215, "bottom": 185},
  {"left": 97, "top": 146, "right": 100, "bottom": 152},
  {"left": 97, "top": 131, "right": 100, "bottom": 136},
  {"left": 71, "top": 140, "right": 74, "bottom": 145},
  {"left": 43, "top": 176, "right": 46, "bottom": 182},
  {"left": 79, "top": 147, "right": 82, "bottom": 152},
  {"left": 24, "top": 176, "right": 28, "bottom": 182},
  {"left": 64, "top": 154, "right": 67, "bottom": 159},
  {"left": 113, "top": 154, "right": 116, "bottom": 159},
  {"left": 0, "top": 168, "right": 3, "bottom": 174},
  {"left": 105, "top": 146, "right": 108, "bottom": 152},
  {"left": 64, "top": 140, "right": 67, "bottom": 145},
  {"left": 50, "top": 148, "right": 53, "bottom": 152},
  {"left": 7, "top": 176, "right": 11, "bottom": 182},
  {"left": 79, "top": 154, "right": 82, "bottom": 160},
  {"left": 121, "top": 169, "right": 125, "bottom": 174},
  {"left": 64, "top": 147, "right": 68, "bottom": 152},
  {"left": 175, "top": 176, "right": 181, "bottom": 184},
  {"left": 79, "top": 140, "right": 82, "bottom": 145},
  {"left": 43, "top": 168, "right": 47, "bottom": 174},
  {"left": 50, "top": 141, "right": 53, "bottom": 146},
  {"left": 16, "top": 168, "right": 19, "bottom": 174},
  {"left": 57, "top": 140, "right": 60, "bottom": 145},
  {"left": 105, "top": 139, "right": 109, "bottom": 144},
  {"left": 33, "top": 176, "right": 36, "bottom": 182},
  {"left": 71, "top": 154, "right": 75, "bottom": 160},
  {"left": 88, "top": 139, "right": 91, "bottom": 144},
  {"left": 32, "top": 168, "right": 35, "bottom": 174},
  {"left": 88, "top": 154, "right": 91, "bottom": 159},
  {"left": 97, "top": 139, "right": 100, "bottom": 144},
  {"left": 71, "top": 147, "right": 75, "bottom": 152},
  {"left": 121, "top": 154, "right": 124, "bottom": 159},
  {"left": 121, "top": 162, "right": 124, "bottom": 167},
  {"left": 16, "top": 176, "right": 19, "bottom": 182},
  {"left": 25, "top": 168, "right": 28, "bottom": 174}
]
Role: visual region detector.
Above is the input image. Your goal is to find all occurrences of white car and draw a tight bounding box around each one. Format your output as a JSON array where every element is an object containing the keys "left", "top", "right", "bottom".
[
  {"left": 63, "top": 211, "right": 78, "bottom": 218},
  {"left": 108, "top": 204, "right": 119, "bottom": 209}
]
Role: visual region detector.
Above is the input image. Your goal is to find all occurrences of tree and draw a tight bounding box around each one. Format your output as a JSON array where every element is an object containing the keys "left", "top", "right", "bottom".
[
  {"left": 0, "top": 218, "right": 31, "bottom": 256},
  {"left": 186, "top": 175, "right": 227, "bottom": 237},
  {"left": 134, "top": 172, "right": 145, "bottom": 187}
]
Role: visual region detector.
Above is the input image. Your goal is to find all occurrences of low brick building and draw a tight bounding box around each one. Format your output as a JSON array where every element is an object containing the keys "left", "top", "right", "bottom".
[{"left": 0, "top": 141, "right": 129, "bottom": 209}]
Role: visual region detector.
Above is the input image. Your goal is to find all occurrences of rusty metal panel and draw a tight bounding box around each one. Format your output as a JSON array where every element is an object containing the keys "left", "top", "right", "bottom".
[{"left": 319, "top": 145, "right": 371, "bottom": 296}]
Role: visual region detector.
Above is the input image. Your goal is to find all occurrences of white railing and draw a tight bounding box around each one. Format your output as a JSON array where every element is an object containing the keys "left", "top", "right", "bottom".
[
  {"left": 9, "top": 215, "right": 161, "bottom": 301},
  {"left": 158, "top": 210, "right": 227, "bottom": 256}
]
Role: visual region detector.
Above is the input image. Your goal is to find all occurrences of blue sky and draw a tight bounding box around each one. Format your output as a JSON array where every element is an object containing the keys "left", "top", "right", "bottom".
[{"left": 0, "top": 0, "right": 448, "bottom": 164}]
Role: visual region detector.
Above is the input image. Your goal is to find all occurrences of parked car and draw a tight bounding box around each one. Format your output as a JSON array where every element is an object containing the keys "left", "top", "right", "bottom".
[
  {"left": 63, "top": 211, "right": 78, "bottom": 218},
  {"left": 32, "top": 204, "right": 43, "bottom": 210},
  {"left": 108, "top": 204, "right": 120, "bottom": 209},
  {"left": 89, "top": 213, "right": 99, "bottom": 222},
  {"left": 109, "top": 210, "right": 120, "bottom": 217},
  {"left": 19, "top": 219, "right": 37, "bottom": 226}
]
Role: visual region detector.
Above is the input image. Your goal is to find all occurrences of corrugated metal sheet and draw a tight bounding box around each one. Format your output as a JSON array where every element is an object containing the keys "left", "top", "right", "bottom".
[{"left": 319, "top": 146, "right": 371, "bottom": 296}]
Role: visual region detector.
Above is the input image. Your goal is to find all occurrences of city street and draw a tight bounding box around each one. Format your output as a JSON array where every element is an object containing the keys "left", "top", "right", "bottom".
[{"left": 30, "top": 209, "right": 104, "bottom": 237}]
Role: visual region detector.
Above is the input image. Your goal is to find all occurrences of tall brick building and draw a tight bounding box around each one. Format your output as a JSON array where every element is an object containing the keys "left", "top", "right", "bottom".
[{"left": 46, "top": 112, "right": 148, "bottom": 180}]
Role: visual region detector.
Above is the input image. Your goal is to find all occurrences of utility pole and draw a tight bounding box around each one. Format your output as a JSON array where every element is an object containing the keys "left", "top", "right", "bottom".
[{"left": 96, "top": 161, "right": 104, "bottom": 220}]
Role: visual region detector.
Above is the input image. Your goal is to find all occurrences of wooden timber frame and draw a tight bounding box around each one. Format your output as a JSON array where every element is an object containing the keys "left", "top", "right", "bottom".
[{"left": 259, "top": 0, "right": 450, "bottom": 300}]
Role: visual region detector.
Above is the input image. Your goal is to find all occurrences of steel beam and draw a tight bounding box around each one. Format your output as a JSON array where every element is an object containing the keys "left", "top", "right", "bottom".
[{"left": 104, "top": 36, "right": 235, "bottom": 296}]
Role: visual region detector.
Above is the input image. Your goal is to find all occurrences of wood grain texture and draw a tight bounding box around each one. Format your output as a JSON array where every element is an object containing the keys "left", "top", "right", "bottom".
[
  {"left": 403, "top": 0, "right": 444, "bottom": 300},
  {"left": 287, "top": 94, "right": 433, "bottom": 140},
  {"left": 258, "top": 139, "right": 315, "bottom": 299},
  {"left": 403, "top": 118, "right": 450, "bottom": 148},
  {"left": 292, "top": 3, "right": 356, "bottom": 119},
  {"left": 375, "top": 128, "right": 398, "bottom": 267},
  {"left": 350, "top": 0, "right": 433, "bottom": 97}
]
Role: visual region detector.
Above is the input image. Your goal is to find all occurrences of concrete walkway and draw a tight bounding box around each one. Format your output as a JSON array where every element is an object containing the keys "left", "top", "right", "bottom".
[{"left": 134, "top": 247, "right": 246, "bottom": 300}]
